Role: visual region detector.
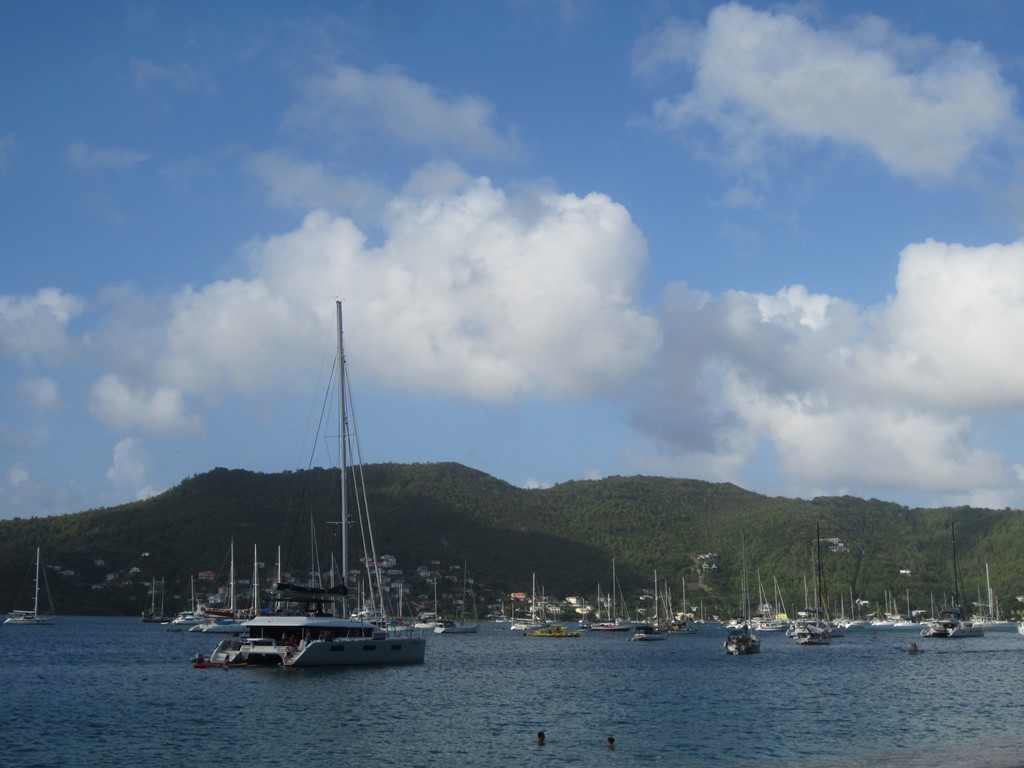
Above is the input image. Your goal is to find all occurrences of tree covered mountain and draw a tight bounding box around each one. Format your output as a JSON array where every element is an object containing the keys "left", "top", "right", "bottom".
[{"left": 2, "top": 462, "right": 1022, "bottom": 619}]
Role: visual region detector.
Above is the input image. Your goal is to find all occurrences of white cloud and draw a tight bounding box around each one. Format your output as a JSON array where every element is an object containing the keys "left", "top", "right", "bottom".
[
  {"left": 243, "top": 150, "right": 388, "bottom": 218},
  {"left": 106, "top": 437, "right": 160, "bottom": 501},
  {"left": 637, "top": 238, "right": 1024, "bottom": 505},
  {"left": 89, "top": 375, "right": 201, "bottom": 434},
  {"left": 159, "top": 278, "right": 322, "bottom": 396},
  {"left": 0, "top": 460, "right": 84, "bottom": 520},
  {"left": 287, "top": 65, "right": 524, "bottom": 160},
  {"left": 130, "top": 58, "right": 213, "bottom": 93},
  {"left": 640, "top": 3, "right": 1018, "bottom": 180},
  {"left": 854, "top": 239, "right": 1024, "bottom": 407},
  {"left": 66, "top": 142, "right": 150, "bottom": 171},
  {"left": 720, "top": 184, "right": 764, "bottom": 210},
  {"left": 728, "top": 375, "right": 1008, "bottom": 493},
  {"left": 17, "top": 377, "right": 60, "bottom": 410},
  {"left": 8, "top": 462, "right": 28, "bottom": 488},
  {"left": 78, "top": 164, "right": 659, "bottom": 434},
  {"left": 0, "top": 288, "right": 83, "bottom": 362},
  {"left": 248, "top": 163, "right": 660, "bottom": 400}
]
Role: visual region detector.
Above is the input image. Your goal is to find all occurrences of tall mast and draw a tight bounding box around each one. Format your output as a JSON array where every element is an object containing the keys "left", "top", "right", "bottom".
[
  {"left": 251, "top": 544, "right": 259, "bottom": 615},
  {"left": 815, "top": 522, "right": 829, "bottom": 621},
  {"left": 336, "top": 300, "right": 349, "bottom": 617},
  {"left": 33, "top": 547, "right": 41, "bottom": 615},
  {"left": 951, "top": 521, "right": 966, "bottom": 615},
  {"left": 229, "top": 538, "right": 236, "bottom": 613}
]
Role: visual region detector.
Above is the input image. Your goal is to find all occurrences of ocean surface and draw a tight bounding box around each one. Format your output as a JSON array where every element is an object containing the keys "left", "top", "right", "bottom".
[{"left": 3, "top": 617, "right": 1024, "bottom": 767}]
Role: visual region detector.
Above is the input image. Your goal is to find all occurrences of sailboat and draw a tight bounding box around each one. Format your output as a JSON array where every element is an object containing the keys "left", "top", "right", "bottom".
[
  {"left": 630, "top": 570, "right": 668, "bottom": 641},
  {"left": 414, "top": 578, "right": 441, "bottom": 629},
  {"left": 920, "top": 522, "right": 983, "bottom": 639},
  {"left": 4, "top": 547, "right": 56, "bottom": 625},
  {"left": 725, "top": 536, "right": 760, "bottom": 655},
  {"left": 792, "top": 524, "right": 832, "bottom": 645},
  {"left": 590, "top": 558, "right": 632, "bottom": 631},
  {"left": 752, "top": 574, "right": 788, "bottom": 631},
  {"left": 511, "top": 573, "right": 549, "bottom": 631},
  {"left": 200, "top": 301, "right": 426, "bottom": 667},
  {"left": 667, "top": 577, "right": 697, "bottom": 634},
  {"left": 169, "top": 576, "right": 202, "bottom": 626},
  {"left": 973, "top": 563, "right": 1011, "bottom": 626},
  {"left": 435, "top": 562, "right": 480, "bottom": 634},
  {"left": 193, "top": 539, "right": 248, "bottom": 633},
  {"left": 140, "top": 577, "right": 171, "bottom": 623}
]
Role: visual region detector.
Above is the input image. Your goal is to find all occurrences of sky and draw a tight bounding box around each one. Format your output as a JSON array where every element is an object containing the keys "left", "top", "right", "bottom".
[{"left": 3, "top": 1, "right": 1024, "bottom": 520}]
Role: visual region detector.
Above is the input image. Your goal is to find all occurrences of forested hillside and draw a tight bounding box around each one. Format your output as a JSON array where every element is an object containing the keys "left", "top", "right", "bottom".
[{"left": 2, "top": 462, "right": 1022, "bottom": 619}]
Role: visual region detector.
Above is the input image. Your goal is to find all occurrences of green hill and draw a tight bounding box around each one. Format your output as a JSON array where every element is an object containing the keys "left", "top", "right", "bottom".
[{"left": 2, "top": 462, "right": 1022, "bottom": 620}]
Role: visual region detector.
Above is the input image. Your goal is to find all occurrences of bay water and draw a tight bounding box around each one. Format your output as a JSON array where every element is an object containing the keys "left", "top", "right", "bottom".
[{"left": 2, "top": 617, "right": 1023, "bottom": 767}]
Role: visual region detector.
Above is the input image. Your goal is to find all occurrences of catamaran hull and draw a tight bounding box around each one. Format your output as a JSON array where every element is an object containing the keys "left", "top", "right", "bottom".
[
  {"left": 289, "top": 637, "right": 426, "bottom": 666},
  {"left": 207, "top": 636, "right": 426, "bottom": 667}
]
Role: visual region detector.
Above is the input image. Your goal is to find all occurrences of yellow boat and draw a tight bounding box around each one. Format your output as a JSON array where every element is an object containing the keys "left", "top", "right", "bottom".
[{"left": 527, "top": 624, "right": 581, "bottom": 638}]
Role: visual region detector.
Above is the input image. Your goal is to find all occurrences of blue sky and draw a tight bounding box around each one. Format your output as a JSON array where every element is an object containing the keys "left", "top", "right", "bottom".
[{"left": 3, "top": 1, "right": 1024, "bottom": 519}]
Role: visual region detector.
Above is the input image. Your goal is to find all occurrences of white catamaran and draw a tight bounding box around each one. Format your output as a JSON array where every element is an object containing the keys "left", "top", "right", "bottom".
[{"left": 199, "top": 302, "right": 426, "bottom": 667}]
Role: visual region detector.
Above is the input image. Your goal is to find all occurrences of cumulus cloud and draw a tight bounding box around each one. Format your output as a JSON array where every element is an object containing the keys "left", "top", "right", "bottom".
[
  {"left": 252, "top": 163, "right": 660, "bottom": 400},
  {"left": 637, "top": 3, "right": 1018, "bottom": 180},
  {"left": 66, "top": 142, "right": 150, "bottom": 171},
  {"left": 106, "top": 437, "right": 160, "bottom": 501},
  {"left": 244, "top": 150, "right": 389, "bottom": 218},
  {"left": 635, "top": 238, "right": 1024, "bottom": 506},
  {"left": 0, "top": 288, "right": 83, "bottom": 362},
  {"left": 77, "top": 164, "right": 657, "bottom": 432},
  {"left": 854, "top": 240, "right": 1024, "bottom": 407},
  {"left": 89, "top": 375, "right": 201, "bottom": 434},
  {"left": 159, "top": 279, "right": 323, "bottom": 395},
  {"left": 287, "top": 65, "right": 524, "bottom": 160},
  {"left": 17, "top": 377, "right": 60, "bottom": 410}
]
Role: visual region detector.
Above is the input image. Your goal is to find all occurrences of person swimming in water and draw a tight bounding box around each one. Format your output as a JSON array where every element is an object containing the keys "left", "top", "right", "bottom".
[{"left": 536, "top": 731, "right": 545, "bottom": 746}]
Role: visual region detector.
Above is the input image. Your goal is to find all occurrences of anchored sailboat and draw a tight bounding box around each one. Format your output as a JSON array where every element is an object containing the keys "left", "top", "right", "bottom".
[
  {"left": 4, "top": 547, "right": 56, "bottom": 625},
  {"left": 920, "top": 522, "right": 983, "bottom": 639},
  {"left": 200, "top": 302, "right": 426, "bottom": 667}
]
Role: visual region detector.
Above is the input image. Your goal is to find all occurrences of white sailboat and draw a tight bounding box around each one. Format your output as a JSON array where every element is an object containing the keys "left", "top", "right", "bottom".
[
  {"left": 4, "top": 547, "right": 56, "bottom": 625},
  {"left": 169, "top": 576, "right": 202, "bottom": 626},
  {"left": 435, "top": 562, "right": 480, "bottom": 634},
  {"left": 973, "top": 563, "right": 1012, "bottom": 626},
  {"left": 200, "top": 302, "right": 425, "bottom": 667},
  {"left": 753, "top": 574, "right": 788, "bottom": 631},
  {"left": 792, "top": 525, "right": 832, "bottom": 646},
  {"left": 725, "top": 536, "right": 760, "bottom": 655},
  {"left": 193, "top": 539, "right": 248, "bottom": 633},
  {"left": 920, "top": 522, "right": 983, "bottom": 639},
  {"left": 631, "top": 571, "right": 667, "bottom": 641},
  {"left": 511, "top": 573, "right": 549, "bottom": 631},
  {"left": 665, "top": 576, "right": 697, "bottom": 634},
  {"left": 414, "top": 578, "right": 441, "bottom": 629},
  {"left": 590, "top": 558, "right": 632, "bottom": 631}
]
